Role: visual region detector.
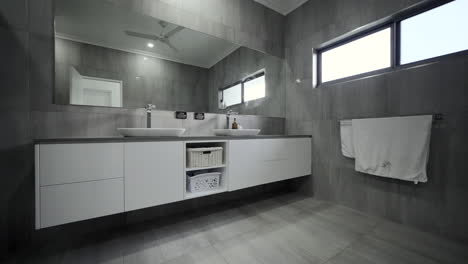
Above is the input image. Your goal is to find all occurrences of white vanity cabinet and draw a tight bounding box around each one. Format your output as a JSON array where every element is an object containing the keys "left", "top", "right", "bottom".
[
  {"left": 228, "top": 138, "right": 311, "bottom": 191},
  {"left": 124, "top": 142, "right": 184, "bottom": 211},
  {"left": 36, "top": 143, "right": 124, "bottom": 229},
  {"left": 35, "top": 136, "right": 311, "bottom": 229}
]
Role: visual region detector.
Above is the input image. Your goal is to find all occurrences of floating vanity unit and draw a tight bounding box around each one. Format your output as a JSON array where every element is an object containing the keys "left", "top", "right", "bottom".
[{"left": 35, "top": 136, "right": 311, "bottom": 229}]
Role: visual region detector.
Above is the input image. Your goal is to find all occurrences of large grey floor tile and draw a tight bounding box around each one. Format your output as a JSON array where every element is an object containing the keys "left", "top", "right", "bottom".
[
  {"left": 314, "top": 204, "right": 381, "bottom": 233},
  {"left": 122, "top": 235, "right": 164, "bottom": 264},
  {"left": 202, "top": 208, "right": 264, "bottom": 244},
  {"left": 372, "top": 221, "right": 468, "bottom": 264},
  {"left": 237, "top": 196, "right": 308, "bottom": 225},
  {"left": 343, "top": 235, "right": 441, "bottom": 264},
  {"left": 292, "top": 211, "right": 367, "bottom": 248},
  {"left": 154, "top": 223, "right": 213, "bottom": 261},
  {"left": 161, "top": 245, "right": 228, "bottom": 264},
  {"left": 260, "top": 222, "right": 344, "bottom": 263},
  {"left": 325, "top": 249, "right": 377, "bottom": 264},
  {"left": 212, "top": 234, "right": 266, "bottom": 264},
  {"left": 213, "top": 230, "right": 317, "bottom": 264}
]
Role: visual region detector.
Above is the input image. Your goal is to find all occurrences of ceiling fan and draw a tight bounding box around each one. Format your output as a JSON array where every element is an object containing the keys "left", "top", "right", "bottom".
[{"left": 125, "top": 20, "right": 184, "bottom": 52}]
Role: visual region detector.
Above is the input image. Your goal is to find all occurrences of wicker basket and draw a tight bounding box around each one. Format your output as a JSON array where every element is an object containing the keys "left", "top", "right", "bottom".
[
  {"left": 187, "top": 172, "right": 221, "bottom": 192},
  {"left": 187, "top": 147, "right": 223, "bottom": 168}
]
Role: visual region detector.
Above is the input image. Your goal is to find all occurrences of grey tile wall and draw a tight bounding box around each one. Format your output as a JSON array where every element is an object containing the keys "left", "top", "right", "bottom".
[
  {"left": 285, "top": 0, "right": 468, "bottom": 242},
  {"left": 0, "top": 1, "right": 33, "bottom": 255},
  {"left": 208, "top": 47, "right": 286, "bottom": 117},
  {"left": 55, "top": 38, "right": 210, "bottom": 112}
]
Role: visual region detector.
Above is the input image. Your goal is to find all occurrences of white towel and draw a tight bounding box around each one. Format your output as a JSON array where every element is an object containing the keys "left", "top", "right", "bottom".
[
  {"left": 340, "top": 120, "right": 355, "bottom": 158},
  {"left": 352, "top": 115, "right": 432, "bottom": 183}
]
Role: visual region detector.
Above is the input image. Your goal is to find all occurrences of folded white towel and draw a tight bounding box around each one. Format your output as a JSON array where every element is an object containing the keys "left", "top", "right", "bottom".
[
  {"left": 352, "top": 115, "right": 432, "bottom": 183},
  {"left": 340, "top": 120, "right": 355, "bottom": 158}
]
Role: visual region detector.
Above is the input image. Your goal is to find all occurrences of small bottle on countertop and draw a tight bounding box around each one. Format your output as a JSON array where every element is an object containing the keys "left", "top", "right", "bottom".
[{"left": 232, "top": 118, "right": 239, "bottom": 129}]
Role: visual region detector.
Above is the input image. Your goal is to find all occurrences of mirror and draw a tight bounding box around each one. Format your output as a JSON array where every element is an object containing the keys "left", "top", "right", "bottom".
[{"left": 54, "top": 0, "right": 285, "bottom": 117}]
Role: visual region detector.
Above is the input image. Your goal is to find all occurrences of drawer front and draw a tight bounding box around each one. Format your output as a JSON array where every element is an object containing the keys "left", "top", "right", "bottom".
[
  {"left": 124, "top": 142, "right": 184, "bottom": 211},
  {"left": 39, "top": 178, "right": 124, "bottom": 228},
  {"left": 229, "top": 138, "right": 311, "bottom": 191},
  {"left": 39, "top": 143, "right": 124, "bottom": 186},
  {"left": 273, "top": 138, "right": 311, "bottom": 181}
]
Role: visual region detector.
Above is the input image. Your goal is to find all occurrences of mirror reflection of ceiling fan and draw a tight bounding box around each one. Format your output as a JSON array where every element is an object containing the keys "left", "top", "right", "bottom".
[{"left": 125, "top": 20, "right": 184, "bottom": 52}]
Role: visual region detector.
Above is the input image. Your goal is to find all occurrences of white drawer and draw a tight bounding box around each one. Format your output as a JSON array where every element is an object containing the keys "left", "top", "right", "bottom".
[
  {"left": 38, "top": 143, "right": 124, "bottom": 186},
  {"left": 39, "top": 178, "right": 124, "bottom": 228},
  {"left": 229, "top": 138, "right": 311, "bottom": 191}
]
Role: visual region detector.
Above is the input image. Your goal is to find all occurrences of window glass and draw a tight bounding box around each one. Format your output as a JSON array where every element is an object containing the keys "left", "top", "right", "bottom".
[
  {"left": 400, "top": 0, "right": 468, "bottom": 64},
  {"left": 321, "top": 27, "right": 391, "bottom": 82},
  {"left": 221, "top": 83, "right": 242, "bottom": 108},
  {"left": 244, "top": 74, "right": 266, "bottom": 102}
]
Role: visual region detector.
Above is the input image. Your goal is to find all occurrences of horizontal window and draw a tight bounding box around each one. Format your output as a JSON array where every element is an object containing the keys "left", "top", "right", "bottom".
[
  {"left": 219, "top": 72, "right": 265, "bottom": 109},
  {"left": 321, "top": 28, "right": 391, "bottom": 83},
  {"left": 317, "top": 0, "right": 467, "bottom": 85},
  {"left": 400, "top": 0, "right": 468, "bottom": 64}
]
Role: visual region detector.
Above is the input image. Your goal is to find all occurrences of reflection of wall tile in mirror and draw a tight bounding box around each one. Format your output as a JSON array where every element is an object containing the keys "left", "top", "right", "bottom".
[
  {"left": 127, "top": 0, "right": 284, "bottom": 58},
  {"left": 150, "top": 111, "right": 184, "bottom": 130},
  {"left": 182, "top": 113, "right": 223, "bottom": 136},
  {"left": 208, "top": 47, "right": 286, "bottom": 117},
  {"left": 0, "top": 28, "right": 29, "bottom": 111},
  {"left": 54, "top": 38, "right": 210, "bottom": 112}
]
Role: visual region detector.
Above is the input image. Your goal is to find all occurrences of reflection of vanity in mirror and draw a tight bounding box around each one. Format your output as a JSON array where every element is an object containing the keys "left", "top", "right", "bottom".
[{"left": 54, "top": 0, "right": 285, "bottom": 118}]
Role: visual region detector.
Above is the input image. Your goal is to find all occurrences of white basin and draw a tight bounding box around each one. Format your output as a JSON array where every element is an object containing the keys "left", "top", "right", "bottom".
[
  {"left": 118, "top": 128, "right": 186, "bottom": 137},
  {"left": 213, "top": 129, "right": 261, "bottom": 136}
]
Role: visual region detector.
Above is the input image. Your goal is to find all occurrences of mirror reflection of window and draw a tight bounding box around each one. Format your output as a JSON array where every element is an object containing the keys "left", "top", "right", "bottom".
[
  {"left": 70, "top": 67, "right": 123, "bottom": 107},
  {"left": 220, "top": 83, "right": 242, "bottom": 108},
  {"left": 244, "top": 74, "right": 266, "bottom": 102},
  {"left": 219, "top": 71, "right": 266, "bottom": 109}
]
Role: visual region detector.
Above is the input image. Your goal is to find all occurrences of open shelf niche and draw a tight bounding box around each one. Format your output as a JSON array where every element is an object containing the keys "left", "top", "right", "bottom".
[{"left": 183, "top": 140, "right": 228, "bottom": 200}]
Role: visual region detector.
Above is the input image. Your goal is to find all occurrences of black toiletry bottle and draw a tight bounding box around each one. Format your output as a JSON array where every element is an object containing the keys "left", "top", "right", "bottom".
[{"left": 232, "top": 118, "right": 238, "bottom": 129}]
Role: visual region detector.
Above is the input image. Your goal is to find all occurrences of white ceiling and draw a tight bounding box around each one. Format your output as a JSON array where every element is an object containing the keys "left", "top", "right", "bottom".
[
  {"left": 55, "top": 0, "right": 240, "bottom": 68},
  {"left": 254, "top": 0, "right": 309, "bottom": 15}
]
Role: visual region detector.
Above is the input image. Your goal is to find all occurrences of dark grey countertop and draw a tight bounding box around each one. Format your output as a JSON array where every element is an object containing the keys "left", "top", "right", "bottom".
[{"left": 34, "top": 135, "right": 312, "bottom": 144}]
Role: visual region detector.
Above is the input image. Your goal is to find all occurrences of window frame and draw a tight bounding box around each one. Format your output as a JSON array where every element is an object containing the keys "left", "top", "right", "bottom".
[
  {"left": 219, "top": 71, "right": 266, "bottom": 109},
  {"left": 316, "top": 0, "right": 455, "bottom": 87}
]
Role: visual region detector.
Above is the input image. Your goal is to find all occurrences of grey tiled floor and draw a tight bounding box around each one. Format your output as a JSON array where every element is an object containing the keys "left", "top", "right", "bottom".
[{"left": 8, "top": 193, "right": 468, "bottom": 263}]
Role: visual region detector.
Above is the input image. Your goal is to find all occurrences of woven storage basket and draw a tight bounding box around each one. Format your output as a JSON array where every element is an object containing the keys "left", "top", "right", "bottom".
[{"left": 187, "top": 147, "right": 223, "bottom": 168}]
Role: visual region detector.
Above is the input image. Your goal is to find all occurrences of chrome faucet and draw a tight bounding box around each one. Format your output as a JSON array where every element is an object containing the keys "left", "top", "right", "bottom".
[
  {"left": 226, "top": 109, "right": 238, "bottom": 129},
  {"left": 145, "top": 104, "right": 156, "bottom": 128}
]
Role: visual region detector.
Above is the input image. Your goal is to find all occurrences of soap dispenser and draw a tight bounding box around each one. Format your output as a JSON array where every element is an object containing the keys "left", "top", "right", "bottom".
[{"left": 232, "top": 118, "right": 239, "bottom": 129}]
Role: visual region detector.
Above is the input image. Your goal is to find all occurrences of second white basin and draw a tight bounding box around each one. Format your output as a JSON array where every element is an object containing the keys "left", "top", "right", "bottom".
[
  {"left": 118, "top": 128, "right": 186, "bottom": 137},
  {"left": 213, "top": 129, "right": 261, "bottom": 136}
]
